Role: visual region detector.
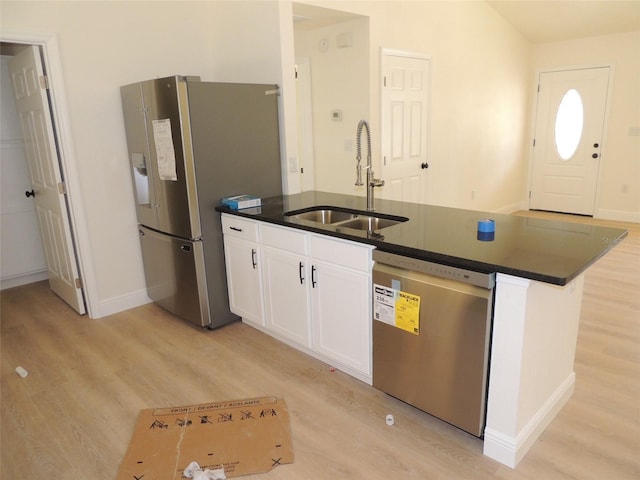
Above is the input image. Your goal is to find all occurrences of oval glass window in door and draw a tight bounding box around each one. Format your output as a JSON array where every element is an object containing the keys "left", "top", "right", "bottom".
[{"left": 554, "top": 88, "right": 584, "bottom": 160}]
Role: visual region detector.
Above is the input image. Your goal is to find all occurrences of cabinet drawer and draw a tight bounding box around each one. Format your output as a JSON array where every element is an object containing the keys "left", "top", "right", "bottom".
[
  {"left": 221, "top": 214, "right": 258, "bottom": 242},
  {"left": 310, "top": 235, "right": 372, "bottom": 272},
  {"left": 261, "top": 223, "right": 307, "bottom": 255}
]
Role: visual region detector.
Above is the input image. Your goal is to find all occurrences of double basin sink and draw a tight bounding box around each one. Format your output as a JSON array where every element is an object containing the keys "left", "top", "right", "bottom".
[{"left": 285, "top": 206, "right": 408, "bottom": 231}]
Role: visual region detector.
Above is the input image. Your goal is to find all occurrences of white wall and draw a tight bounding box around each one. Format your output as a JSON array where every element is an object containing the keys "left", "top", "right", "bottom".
[
  {"left": 532, "top": 31, "right": 640, "bottom": 222},
  {"left": 294, "top": 1, "right": 532, "bottom": 212},
  {"left": 294, "top": 16, "right": 369, "bottom": 195}
]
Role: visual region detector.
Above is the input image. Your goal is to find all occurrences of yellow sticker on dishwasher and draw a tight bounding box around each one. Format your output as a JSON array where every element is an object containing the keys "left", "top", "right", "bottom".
[
  {"left": 373, "top": 284, "right": 420, "bottom": 335},
  {"left": 395, "top": 291, "right": 420, "bottom": 335}
]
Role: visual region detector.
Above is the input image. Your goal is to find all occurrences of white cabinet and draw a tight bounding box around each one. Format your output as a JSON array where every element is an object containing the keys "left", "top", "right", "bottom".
[
  {"left": 261, "top": 224, "right": 312, "bottom": 348},
  {"left": 221, "top": 216, "right": 374, "bottom": 382},
  {"left": 310, "top": 235, "right": 372, "bottom": 378},
  {"left": 221, "top": 214, "right": 264, "bottom": 325}
]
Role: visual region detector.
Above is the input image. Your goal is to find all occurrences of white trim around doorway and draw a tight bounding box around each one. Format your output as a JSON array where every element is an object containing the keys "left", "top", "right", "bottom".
[{"left": 1, "top": 31, "right": 99, "bottom": 318}]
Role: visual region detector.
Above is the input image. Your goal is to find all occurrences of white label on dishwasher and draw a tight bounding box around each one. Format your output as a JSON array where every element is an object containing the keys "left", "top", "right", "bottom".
[
  {"left": 373, "top": 283, "right": 421, "bottom": 335},
  {"left": 373, "top": 284, "right": 396, "bottom": 325}
]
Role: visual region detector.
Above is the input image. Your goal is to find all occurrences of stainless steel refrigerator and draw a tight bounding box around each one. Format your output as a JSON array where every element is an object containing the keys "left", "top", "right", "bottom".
[{"left": 120, "top": 76, "right": 282, "bottom": 328}]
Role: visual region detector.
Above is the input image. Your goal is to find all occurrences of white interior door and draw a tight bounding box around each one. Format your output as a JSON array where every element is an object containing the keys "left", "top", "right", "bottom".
[
  {"left": 8, "top": 45, "right": 85, "bottom": 314},
  {"left": 1, "top": 55, "right": 48, "bottom": 289},
  {"left": 381, "top": 50, "right": 431, "bottom": 203},
  {"left": 530, "top": 67, "right": 610, "bottom": 215}
]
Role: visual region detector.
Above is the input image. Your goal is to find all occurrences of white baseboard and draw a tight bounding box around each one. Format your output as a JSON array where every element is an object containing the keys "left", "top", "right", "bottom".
[
  {"left": 90, "top": 288, "right": 152, "bottom": 319},
  {"left": 494, "top": 201, "right": 527, "bottom": 214},
  {"left": 1, "top": 270, "right": 49, "bottom": 291},
  {"left": 595, "top": 208, "right": 640, "bottom": 223},
  {"left": 483, "top": 372, "right": 575, "bottom": 468}
]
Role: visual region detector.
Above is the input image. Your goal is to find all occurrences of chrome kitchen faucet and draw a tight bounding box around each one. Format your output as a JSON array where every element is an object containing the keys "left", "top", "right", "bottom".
[{"left": 355, "top": 120, "right": 384, "bottom": 211}]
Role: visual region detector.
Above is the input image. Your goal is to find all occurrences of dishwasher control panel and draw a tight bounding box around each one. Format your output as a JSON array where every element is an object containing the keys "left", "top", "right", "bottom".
[{"left": 373, "top": 250, "right": 495, "bottom": 289}]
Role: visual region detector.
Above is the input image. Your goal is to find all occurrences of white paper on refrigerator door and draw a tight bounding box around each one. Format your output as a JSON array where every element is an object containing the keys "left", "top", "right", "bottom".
[{"left": 152, "top": 119, "right": 178, "bottom": 181}]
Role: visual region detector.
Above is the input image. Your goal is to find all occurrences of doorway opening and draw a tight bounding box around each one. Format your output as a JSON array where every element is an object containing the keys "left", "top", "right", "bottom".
[{"left": 292, "top": 3, "right": 369, "bottom": 195}]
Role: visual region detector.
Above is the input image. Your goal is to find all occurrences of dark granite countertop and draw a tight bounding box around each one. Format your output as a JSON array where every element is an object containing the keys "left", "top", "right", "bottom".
[{"left": 216, "top": 191, "right": 628, "bottom": 286}]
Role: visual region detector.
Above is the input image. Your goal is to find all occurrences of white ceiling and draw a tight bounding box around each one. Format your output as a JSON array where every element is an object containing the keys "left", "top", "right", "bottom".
[
  {"left": 487, "top": 0, "right": 640, "bottom": 43},
  {"left": 293, "top": 1, "right": 640, "bottom": 43}
]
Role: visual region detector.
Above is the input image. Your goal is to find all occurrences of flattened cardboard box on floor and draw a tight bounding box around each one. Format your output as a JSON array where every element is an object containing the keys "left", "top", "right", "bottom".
[{"left": 117, "top": 396, "right": 293, "bottom": 479}]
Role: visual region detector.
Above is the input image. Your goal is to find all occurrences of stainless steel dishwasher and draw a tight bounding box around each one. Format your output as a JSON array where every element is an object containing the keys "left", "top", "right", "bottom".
[{"left": 372, "top": 250, "right": 495, "bottom": 437}]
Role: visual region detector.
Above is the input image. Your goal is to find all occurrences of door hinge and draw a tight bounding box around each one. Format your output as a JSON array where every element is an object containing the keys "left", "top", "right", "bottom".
[
  {"left": 58, "top": 182, "right": 67, "bottom": 195},
  {"left": 75, "top": 277, "right": 83, "bottom": 289},
  {"left": 529, "top": 190, "right": 532, "bottom": 199},
  {"left": 40, "top": 75, "right": 49, "bottom": 90},
  {"left": 383, "top": 76, "right": 387, "bottom": 87},
  {"left": 532, "top": 138, "right": 536, "bottom": 147},
  {"left": 537, "top": 83, "right": 540, "bottom": 93}
]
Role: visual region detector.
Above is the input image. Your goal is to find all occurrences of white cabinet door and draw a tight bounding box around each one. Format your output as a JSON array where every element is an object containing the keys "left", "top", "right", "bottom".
[
  {"left": 223, "top": 235, "right": 263, "bottom": 325},
  {"left": 312, "top": 259, "right": 371, "bottom": 376},
  {"left": 221, "top": 214, "right": 263, "bottom": 325},
  {"left": 262, "top": 246, "right": 312, "bottom": 348}
]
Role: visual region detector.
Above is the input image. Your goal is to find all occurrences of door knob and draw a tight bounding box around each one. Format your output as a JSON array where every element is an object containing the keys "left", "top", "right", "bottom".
[
  {"left": 592, "top": 153, "right": 599, "bottom": 159},
  {"left": 421, "top": 162, "right": 429, "bottom": 169},
  {"left": 593, "top": 143, "right": 599, "bottom": 148},
  {"left": 25, "top": 189, "right": 35, "bottom": 198}
]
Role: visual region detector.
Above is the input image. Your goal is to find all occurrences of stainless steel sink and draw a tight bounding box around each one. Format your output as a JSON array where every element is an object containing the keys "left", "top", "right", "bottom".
[
  {"left": 292, "top": 209, "right": 357, "bottom": 225},
  {"left": 285, "top": 206, "right": 408, "bottom": 231},
  {"left": 336, "top": 217, "right": 403, "bottom": 231}
]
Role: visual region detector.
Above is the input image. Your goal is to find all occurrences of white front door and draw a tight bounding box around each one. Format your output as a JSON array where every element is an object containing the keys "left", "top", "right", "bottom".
[
  {"left": 530, "top": 67, "right": 610, "bottom": 215},
  {"left": 9, "top": 46, "right": 85, "bottom": 314},
  {"left": 380, "top": 50, "right": 431, "bottom": 204}
]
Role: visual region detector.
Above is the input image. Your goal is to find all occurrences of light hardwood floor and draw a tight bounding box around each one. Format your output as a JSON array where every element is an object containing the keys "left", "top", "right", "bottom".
[{"left": 1, "top": 212, "right": 638, "bottom": 479}]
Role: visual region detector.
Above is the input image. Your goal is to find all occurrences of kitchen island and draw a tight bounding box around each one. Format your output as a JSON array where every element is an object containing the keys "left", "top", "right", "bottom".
[{"left": 217, "top": 191, "right": 627, "bottom": 468}]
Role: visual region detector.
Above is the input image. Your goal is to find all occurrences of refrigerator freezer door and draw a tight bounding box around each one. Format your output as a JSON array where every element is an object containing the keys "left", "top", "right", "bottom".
[{"left": 138, "top": 225, "right": 210, "bottom": 327}]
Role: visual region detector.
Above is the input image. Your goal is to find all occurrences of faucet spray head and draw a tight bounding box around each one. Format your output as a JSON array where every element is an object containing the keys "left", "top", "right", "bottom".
[{"left": 355, "top": 163, "right": 363, "bottom": 186}]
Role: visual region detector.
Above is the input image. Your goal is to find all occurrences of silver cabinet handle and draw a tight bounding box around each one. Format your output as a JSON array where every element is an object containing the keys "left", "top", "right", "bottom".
[
  {"left": 251, "top": 248, "right": 257, "bottom": 269},
  {"left": 299, "top": 261, "right": 304, "bottom": 284}
]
